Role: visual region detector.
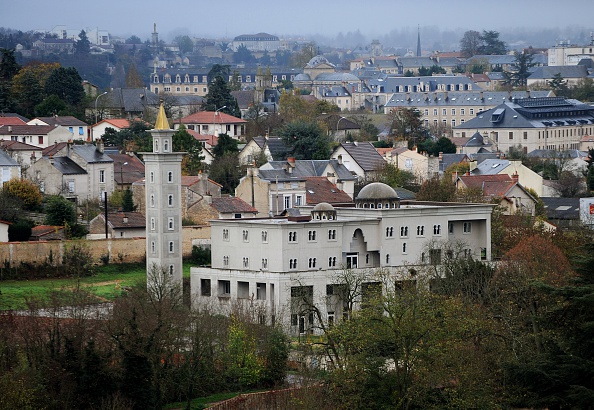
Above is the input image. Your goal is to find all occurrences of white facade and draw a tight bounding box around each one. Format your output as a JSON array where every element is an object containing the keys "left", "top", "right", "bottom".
[
  {"left": 191, "top": 200, "right": 493, "bottom": 334},
  {"left": 144, "top": 108, "right": 184, "bottom": 287}
]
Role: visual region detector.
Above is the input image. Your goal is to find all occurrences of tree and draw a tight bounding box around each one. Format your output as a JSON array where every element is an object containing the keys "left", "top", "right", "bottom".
[
  {"left": 75, "top": 30, "right": 91, "bottom": 56},
  {"left": 125, "top": 62, "right": 144, "bottom": 88},
  {"left": 44, "top": 66, "right": 85, "bottom": 107},
  {"left": 504, "top": 51, "right": 536, "bottom": 88},
  {"left": 480, "top": 30, "right": 507, "bottom": 55},
  {"left": 418, "top": 64, "right": 446, "bottom": 76},
  {"left": 460, "top": 30, "right": 482, "bottom": 58},
  {"left": 1, "top": 178, "right": 42, "bottom": 210},
  {"left": 547, "top": 73, "right": 568, "bottom": 94},
  {"left": 45, "top": 195, "right": 77, "bottom": 226},
  {"left": 278, "top": 90, "right": 314, "bottom": 122},
  {"left": 173, "top": 124, "right": 204, "bottom": 175},
  {"left": 202, "top": 75, "right": 241, "bottom": 118},
  {"left": 34, "top": 94, "right": 67, "bottom": 116},
  {"left": 416, "top": 174, "right": 457, "bottom": 202},
  {"left": 233, "top": 44, "right": 255, "bottom": 64},
  {"left": 417, "top": 136, "right": 457, "bottom": 156},
  {"left": 207, "top": 153, "right": 243, "bottom": 194},
  {"left": 121, "top": 188, "right": 136, "bottom": 212},
  {"left": 291, "top": 42, "right": 316, "bottom": 68},
  {"left": 0, "top": 48, "right": 20, "bottom": 111},
  {"left": 212, "top": 133, "right": 239, "bottom": 159},
  {"left": 174, "top": 35, "right": 194, "bottom": 54},
  {"left": 388, "top": 107, "right": 426, "bottom": 148},
  {"left": 279, "top": 120, "right": 331, "bottom": 160}
]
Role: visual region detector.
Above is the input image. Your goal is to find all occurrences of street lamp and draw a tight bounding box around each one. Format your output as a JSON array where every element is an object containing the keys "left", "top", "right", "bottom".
[
  {"left": 213, "top": 105, "right": 226, "bottom": 135},
  {"left": 336, "top": 116, "right": 347, "bottom": 140},
  {"left": 93, "top": 91, "right": 108, "bottom": 141},
  {"left": 120, "top": 162, "right": 128, "bottom": 190}
]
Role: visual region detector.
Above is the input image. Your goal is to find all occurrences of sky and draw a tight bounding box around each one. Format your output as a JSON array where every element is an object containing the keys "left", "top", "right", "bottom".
[{"left": 2, "top": 0, "right": 593, "bottom": 42}]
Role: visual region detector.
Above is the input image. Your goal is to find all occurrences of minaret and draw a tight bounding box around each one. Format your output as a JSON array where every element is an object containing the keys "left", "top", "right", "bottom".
[
  {"left": 416, "top": 25, "right": 421, "bottom": 57},
  {"left": 152, "top": 23, "right": 159, "bottom": 49},
  {"left": 143, "top": 103, "right": 184, "bottom": 289}
]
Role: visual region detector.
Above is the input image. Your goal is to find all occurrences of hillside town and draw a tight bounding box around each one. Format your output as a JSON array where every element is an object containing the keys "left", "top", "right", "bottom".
[{"left": 1, "top": 18, "right": 594, "bottom": 410}]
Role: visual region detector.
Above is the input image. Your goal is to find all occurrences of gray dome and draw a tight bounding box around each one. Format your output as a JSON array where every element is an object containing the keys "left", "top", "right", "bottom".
[
  {"left": 306, "top": 55, "right": 334, "bottom": 68},
  {"left": 312, "top": 202, "right": 335, "bottom": 212},
  {"left": 357, "top": 182, "right": 399, "bottom": 200}
]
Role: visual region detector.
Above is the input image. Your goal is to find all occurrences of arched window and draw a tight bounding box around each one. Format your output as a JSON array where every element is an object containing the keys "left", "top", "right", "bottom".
[
  {"left": 168, "top": 171, "right": 173, "bottom": 183},
  {"left": 168, "top": 195, "right": 173, "bottom": 206},
  {"left": 169, "top": 241, "right": 174, "bottom": 253}
]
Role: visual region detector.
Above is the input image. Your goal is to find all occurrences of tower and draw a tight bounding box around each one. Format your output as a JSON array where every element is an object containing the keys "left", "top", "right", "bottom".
[
  {"left": 416, "top": 25, "right": 421, "bottom": 57},
  {"left": 143, "top": 103, "right": 184, "bottom": 289},
  {"left": 152, "top": 23, "right": 159, "bottom": 49}
]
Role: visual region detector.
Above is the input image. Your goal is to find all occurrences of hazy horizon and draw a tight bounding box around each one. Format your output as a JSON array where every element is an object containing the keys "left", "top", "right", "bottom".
[{"left": 2, "top": 0, "right": 594, "bottom": 50}]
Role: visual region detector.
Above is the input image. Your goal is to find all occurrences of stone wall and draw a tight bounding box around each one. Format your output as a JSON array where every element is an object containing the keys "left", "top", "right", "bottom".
[{"left": 0, "top": 225, "right": 211, "bottom": 267}]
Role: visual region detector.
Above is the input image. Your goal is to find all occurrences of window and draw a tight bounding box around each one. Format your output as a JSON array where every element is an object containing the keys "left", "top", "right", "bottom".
[
  {"left": 99, "top": 169, "right": 105, "bottom": 183},
  {"left": 308, "top": 258, "right": 317, "bottom": 268},
  {"left": 168, "top": 241, "right": 174, "bottom": 253},
  {"left": 78, "top": 126, "right": 83, "bottom": 135},
  {"left": 150, "top": 217, "right": 156, "bottom": 231},
  {"left": 289, "top": 259, "right": 298, "bottom": 269},
  {"left": 257, "top": 283, "right": 266, "bottom": 300},
  {"left": 151, "top": 241, "right": 155, "bottom": 253},
  {"left": 261, "top": 258, "right": 268, "bottom": 269},
  {"left": 223, "top": 229, "right": 229, "bottom": 241},
  {"left": 68, "top": 180, "right": 75, "bottom": 193},
  {"left": 385, "top": 226, "right": 394, "bottom": 237},
  {"left": 433, "top": 224, "right": 441, "bottom": 235},
  {"left": 150, "top": 194, "right": 155, "bottom": 207},
  {"left": 168, "top": 217, "right": 174, "bottom": 230},
  {"left": 433, "top": 109, "right": 438, "bottom": 116},
  {"left": 509, "top": 131, "right": 513, "bottom": 140},
  {"left": 442, "top": 108, "right": 447, "bottom": 115},
  {"left": 452, "top": 119, "right": 456, "bottom": 127},
  {"left": 288, "top": 231, "right": 297, "bottom": 242},
  {"left": 400, "top": 226, "right": 409, "bottom": 237},
  {"left": 308, "top": 230, "right": 316, "bottom": 241},
  {"left": 284, "top": 195, "right": 291, "bottom": 209},
  {"left": 470, "top": 108, "right": 474, "bottom": 115},
  {"left": 168, "top": 194, "right": 173, "bottom": 207},
  {"left": 150, "top": 171, "right": 154, "bottom": 183},
  {"left": 416, "top": 225, "right": 425, "bottom": 236},
  {"left": 328, "top": 256, "right": 337, "bottom": 267},
  {"left": 386, "top": 254, "right": 390, "bottom": 264},
  {"left": 219, "top": 280, "right": 231, "bottom": 296},
  {"left": 463, "top": 222, "right": 472, "bottom": 233},
  {"left": 429, "top": 249, "right": 442, "bottom": 265},
  {"left": 223, "top": 256, "right": 229, "bottom": 266},
  {"left": 402, "top": 243, "right": 407, "bottom": 253},
  {"left": 346, "top": 253, "right": 358, "bottom": 269},
  {"left": 424, "top": 109, "right": 429, "bottom": 116},
  {"left": 168, "top": 171, "right": 173, "bottom": 183},
  {"left": 523, "top": 131, "right": 528, "bottom": 140},
  {"left": 201, "top": 279, "right": 211, "bottom": 296},
  {"left": 38, "top": 136, "right": 43, "bottom": 144},
  {"left": 452, "top": 108, "right": 456, "bottom": 115},
  {"left": 328, "top": 229, "right": 336, "bottom": 240},
  {"left": 295, "top": 195, "right": 303, "bottom": 206},
  {"left": 242, "top": 229, "right": 249, "bottom": 242},
  {"left": 461, "top": 108, "right": 465, "bottom": 115},
  {"left": 261, "top": 230, "right": 268, "bottom": 242},
  {"left": 69, "top": 126, "right": 73, "bottom": 133},
  {"left": 448, "top": 222, "right": 454, "bottom": 234},
  {"left": 243, "top": 257, "right": 249, "bottom": 268},
  {"left": 169, "top": 265, "right": 174, "bottom": 275},
  {"left": 201, "top": 125, "right": 208, "bottom": 131}
]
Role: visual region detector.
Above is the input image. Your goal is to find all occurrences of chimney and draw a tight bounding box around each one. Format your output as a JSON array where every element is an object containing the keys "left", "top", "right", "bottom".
[
  {"left": 287, "top": 157, "right": 295, "bottom": 173},
  {"left": 96, "top": 138, "right": 104, "bottom": 154},
  {"left": 480, "top": 91, "right": 484, "bottom": 101},
  {"left": 49, "top": 154, "right": 54, "bottom": 165},
  {"left": 123, "top": 216, "right": 128, "bottom": 224},
  {"left": 406, "top": 92, "right": 410, "bottom": 102},
  {"left": 67, "top": 139, "right": 73, "bottom": 157},
  {"left": 444, "top": 91, "right": 448, "bottom": 101},
  {"left": 526, "top": 90, "right": 531, "bottom": 99},
  {"left": 438, "top": 151, "right": 443, "bottom": 161},
  {"left": 30, "top": 153, "right": 36, "bottom": 164},
  {"left": 507, "top": 90, "right": 512, "bottom": 101},
  {"left": 511, "top": 172, "right": 519, "bottom": 183},
  {"left": 7, "top": 126, "right": 11, "bottom": 132}
]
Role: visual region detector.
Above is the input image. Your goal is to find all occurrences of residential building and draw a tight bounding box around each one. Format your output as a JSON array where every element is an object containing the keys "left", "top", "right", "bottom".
[
  {"left": 331, "top": 141, "right": 386, "bottom": 181},
  {"left": 527, "top": 66, "right": 589, "bottom": 88},
  {"left": 108, "top": 151, "right": 145, "bottom": 190},
  {"left": 210, "top": 197, "right": 259, "bottom": 219},
  {"left": 293, "top": 55, "right": 362, "bottom": 95},
  {"left": 91, "top": 118, "right": 134, "bottom": 141},
  {"left": 231, "top": 33, "right": 281, "bottom": 52},
  {"left": 304, "top": 177, "right": 354, "bottom": 207},
  {"left": 456, "top": 173, "right": 537, "bottom": 215},
  {"left": 454, "top": 97, "right": 594, "bottom": 154},
  {"left": 177, "top": 111, "right": 247, "bottom": 140},
  {"left": 0, "top": 150, "right": 21, "bottom": 187},
  {"left": 89, "top": 212, "right": 146, "bottom": 239},
  {"left": 541, "top": 197, "right": 581, "bottom": 228},
  {"left": 28, "top": 116, "right": 89, "bottom": 141},
  {"left": 0, "top": 124, "right": 73, "bottom": 149},
  {"left": 384, "top": 91, "right": 552, "bottom": 129},
  {"left": 30, "top": 225, "right": 66, "bottom": 241},
  {"left": 235, "top": 158, "right": 357, "bottom": 217},
  {"left": 191, "top": 182, "right": 494, "bottom": 334},
  {"left": 318, "top": 114, "right": 361, "bottom": 140},
  {"left": 0, "top": 221, "right": 9, "bottom": 242},
  {"left": 548, "top": 40, "right": 594, "bottom": 66},
  {"left": 0, "top": 140, "right": 43, "bottom": 170},
  {"left": 384, "top": 147, "right": 439, "bottom": 183},
  {"left": 238, "top": 136, "right": 290, "bottom": 165}
]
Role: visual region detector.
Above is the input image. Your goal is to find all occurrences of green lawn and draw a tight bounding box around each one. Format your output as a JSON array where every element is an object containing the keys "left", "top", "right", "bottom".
[
  {"left": 0, "top": 263, "right": 193, "bottom": 311},
  {"left": 163, "top": 390, "right": 263, "bottom": 410}
]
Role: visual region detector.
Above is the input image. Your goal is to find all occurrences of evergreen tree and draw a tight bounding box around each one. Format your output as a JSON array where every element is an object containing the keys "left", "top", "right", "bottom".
[
  {"left": 125, "top": 62, "right": 144, "bottom": 88},
  {"left": 75, "top": 30, "right": 91, "bottom": 55},
  {"left": 45, "top": 66, "right": 85, "bottom": 107},
  {"left": 122, "top": 188, "right": 136, "bottom": 212},
  {"left": 203, "top": 75, "right": 241, "bottom": 118},
  {"left": 173, "top": 124, "right": 204, "bottom": 175},
  {"left": 279, "top": 120, "right": 331, "bottom": 160},
  {"left": 504, "top": 51, "right": 536, "bottom": 88},
  {"left": 45, "top": 195, "right": 77, "bottom": 226},
  {"left": 0, "top": 48, "right": 20, "bottom": 111}
]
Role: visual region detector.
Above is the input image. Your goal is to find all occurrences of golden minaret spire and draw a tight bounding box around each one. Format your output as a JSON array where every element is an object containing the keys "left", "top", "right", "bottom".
[{"left": 154, "top": 102, "right": 170, "bottom": 130}]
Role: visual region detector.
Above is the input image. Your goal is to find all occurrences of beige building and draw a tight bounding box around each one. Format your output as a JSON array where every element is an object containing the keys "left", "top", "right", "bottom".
[
  {"left": 384, "top": 147, "right": 439, "bottom": 183},
  {"left": 548, "top": 41, "right": 594, "bottom": 66}
]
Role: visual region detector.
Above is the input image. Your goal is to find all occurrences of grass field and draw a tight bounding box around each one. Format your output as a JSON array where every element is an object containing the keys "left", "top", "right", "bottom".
[{"left": 0, "top": 263, "right": 193, "bottom": 311}]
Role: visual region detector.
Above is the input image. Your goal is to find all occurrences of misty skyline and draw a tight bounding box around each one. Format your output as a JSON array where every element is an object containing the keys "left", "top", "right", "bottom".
[{"left": 2, "top": 0, "right": 593, "bottom": 50}]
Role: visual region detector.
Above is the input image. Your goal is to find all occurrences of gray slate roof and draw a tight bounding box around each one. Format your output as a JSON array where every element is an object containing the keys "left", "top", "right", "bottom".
[
  {"left": 541, "top": 197, "right": 580, "bottom": 221},
  {"left": 0, "top": 150, "right": 19, "bottom": 166},
  {"left": 73, "top": 145, "right": 113, "bottom": 163},
  {"left": 259, "top": 159, "right": 356, "bottom": 182},
  {"left": 34, "top": 116, "right": 87, "bottom": 126},
  {"left": 385, "top": 91, "right": 551, "bottom": 108},
  {"left": 337, "top": 142, "right": 386, "bottom": 172},
  {"left": 529, "top": 65, "right": 589, "bottom": 80},
  {"left": 471, "top": 159, "right": 511, "bottom": 175},
  {"left": 50, "top": 157, "right": 87, "bottom": 175}
]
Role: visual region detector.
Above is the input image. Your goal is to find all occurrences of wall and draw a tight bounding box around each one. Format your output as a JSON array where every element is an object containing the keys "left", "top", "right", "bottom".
[{"left": 0, "top": 225, "right": 211, "bottom": 267}]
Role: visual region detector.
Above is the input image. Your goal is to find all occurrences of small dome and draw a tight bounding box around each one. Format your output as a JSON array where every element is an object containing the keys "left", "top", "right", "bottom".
[
  {"left": 313, "top": 202, "right": 335, "bottom": 212},
  {"left": 356, "top": 182, "right": 399, "bottom": 200}
]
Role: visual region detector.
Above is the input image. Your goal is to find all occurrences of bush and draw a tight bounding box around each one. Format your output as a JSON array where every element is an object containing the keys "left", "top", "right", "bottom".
[
  {"left": 191, "top": 245, "right": 211, "bottom": 266},
  {"left": 45, "top": 195, "right": 76, "bottom": 226},
  {"left": 8, "top": 219, "right": 34, "bottom": 242}
]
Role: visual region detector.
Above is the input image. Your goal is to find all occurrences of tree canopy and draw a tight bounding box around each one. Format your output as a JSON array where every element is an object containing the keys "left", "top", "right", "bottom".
[{"left": 279, "top": 120, "right": 331, "bottom": 160}]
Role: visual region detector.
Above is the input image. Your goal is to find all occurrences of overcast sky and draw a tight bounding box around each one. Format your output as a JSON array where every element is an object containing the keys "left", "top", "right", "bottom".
[{"left": 2, "top": 0, "right": 593, "bottom": 42}]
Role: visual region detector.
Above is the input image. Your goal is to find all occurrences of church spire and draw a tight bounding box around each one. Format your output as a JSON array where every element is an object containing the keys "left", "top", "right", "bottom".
[{"left": 416, "top": 25, "right": 421, "bottom": 57}]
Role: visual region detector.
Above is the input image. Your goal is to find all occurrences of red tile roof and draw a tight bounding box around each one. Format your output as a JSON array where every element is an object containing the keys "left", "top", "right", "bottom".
[
  {"left": 187, "top": 130, "right": 218, "bottom": 147},
  {"left": 210, "top": 197, "right": 258, "bottom": 214},
  {"left": 181, "top": 111, "right": 246, "bottom": 125},
  {"left": 100, "top": 118, "right": 131, "bottom": 129},
  {"left": 0, "top": 117, "right": 27, "bottom": 126},
  {"left": 305, "top": 177, "right": 354, "bottom": 205},
  {"left": 458, "top": 174, "right": 515, "bottom": 197}
]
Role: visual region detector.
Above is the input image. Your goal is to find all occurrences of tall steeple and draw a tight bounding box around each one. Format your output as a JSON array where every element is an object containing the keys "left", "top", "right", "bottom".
[
  {"left": 143, "top": 102, "right": 184, "bottom": 290},
  {"left": 416, "top": 25, "right": 421, "bottom": 57}
]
